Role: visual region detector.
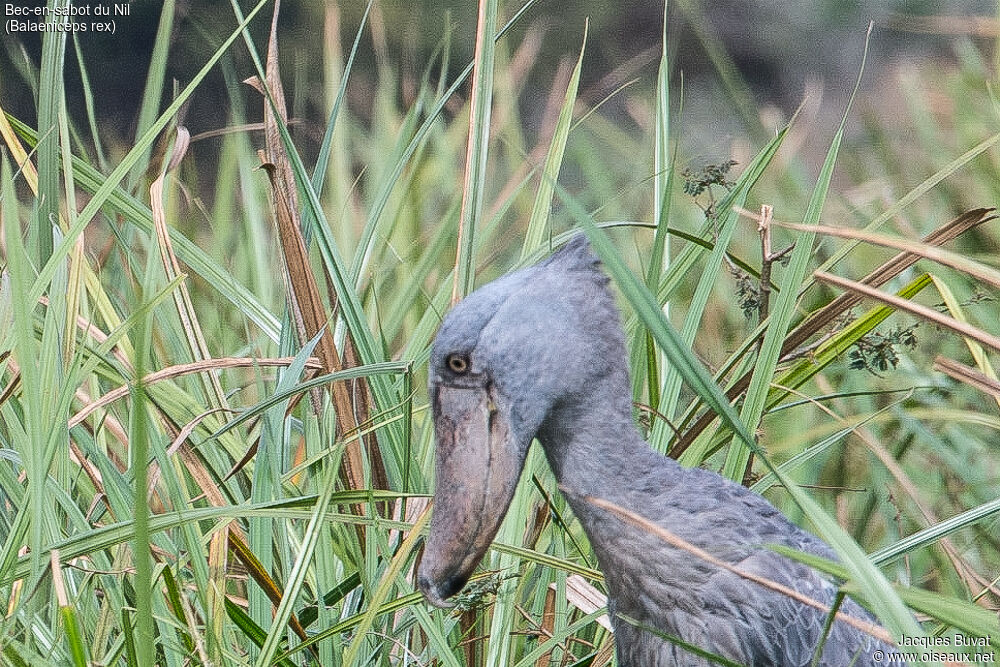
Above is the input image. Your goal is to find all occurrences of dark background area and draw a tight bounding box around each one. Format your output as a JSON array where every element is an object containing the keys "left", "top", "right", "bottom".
[{"left": 1, "top": 0, "right": 995, "bottom": 166}]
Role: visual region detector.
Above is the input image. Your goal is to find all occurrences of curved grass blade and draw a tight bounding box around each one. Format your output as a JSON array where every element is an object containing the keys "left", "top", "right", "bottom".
[
  {"left": 0, "top": 493, "right": 407, "bottom": 586},
  {"left": 25, "top": 0, "right": 274, "bottom": 309},
  {"left": 34, "top": 0, "right": 70, "bottom": 263},
  {"left": 453, "top": 0, "right": 500, "bottom": 301}
]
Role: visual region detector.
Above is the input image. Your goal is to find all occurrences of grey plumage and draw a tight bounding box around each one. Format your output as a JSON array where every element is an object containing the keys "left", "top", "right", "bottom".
[{"left": 418, "top": 236, "right": 905, "bottom": 666}]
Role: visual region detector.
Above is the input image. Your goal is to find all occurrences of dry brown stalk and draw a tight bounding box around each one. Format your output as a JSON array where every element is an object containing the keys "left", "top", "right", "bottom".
[
  {"left": 249, "top": 0, "right": 387, "bottom": 494},
  {"left": 934, "top": 356, "right": 1000, "bottom": 400}
]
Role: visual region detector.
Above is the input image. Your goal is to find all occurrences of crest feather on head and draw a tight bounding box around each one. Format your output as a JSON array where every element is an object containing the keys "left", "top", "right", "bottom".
[{"left": 542, "top": 234, "right": 607, "bottom": 286}]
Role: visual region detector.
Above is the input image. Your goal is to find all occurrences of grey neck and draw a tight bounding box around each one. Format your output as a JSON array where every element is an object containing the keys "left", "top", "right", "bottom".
[{"left": 537, "top": 380, "right": 672, "bottom": 505}]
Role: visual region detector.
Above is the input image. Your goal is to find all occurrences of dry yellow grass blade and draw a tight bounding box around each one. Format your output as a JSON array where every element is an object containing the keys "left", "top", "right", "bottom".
[
  {"left": 0, "top": 101, "right": 39, "bottom": 191},
  {"left": 930, "top": 273, "right": 1000, "bottom": 412},
  {"left": 150, "top": 127, "right": 229, "bottom": 409},
  {"left": 561, "top": 574, "right": 612, "bottom": 631},
  {"left": 0, "top": 100, "right": 135, "bottom": 363}
]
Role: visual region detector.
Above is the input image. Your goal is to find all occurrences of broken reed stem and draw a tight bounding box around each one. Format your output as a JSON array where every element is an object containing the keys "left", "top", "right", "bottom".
[
  {"left": 756, "top": 204, "right": 775, "bottom": 321},
  {"left": 755, "top": 204, "right": 794, "bottom": 322},
  {"left": 69, "top": 356, "right": 324, "bottom": 428}
]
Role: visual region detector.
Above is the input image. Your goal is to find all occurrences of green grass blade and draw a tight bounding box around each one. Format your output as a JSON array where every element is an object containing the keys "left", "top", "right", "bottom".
[
  {"left": 312, "top": 0, "right": 373, "bottom": 197},
  {"left": 129, "top": 222, "right": 159, "bottom": 667},
  {"left": 2, "top": 153, "right": 48, "bottom": 579},
  {"left": 224, "top": 598, "right": 299, "bottom": 667},
  {"left": 252, "top": 455, "right": 337, "bottom": 665},
  {"left": 649, "top": 0, "right": 671, "bottom": 276},
  {"left": 121, "top": 609, "right": 138, "bottom": 667},
  {"left": 59, "top": 601, "right": 89, "bottom": 667},
  {"left": 638, "top": 3, "right": 673, "bottom": 413},
  {"left": 871, "top": 495, "right": 1000, "bottom": 566},
  {"left": 520, "top": 22, "right": 587, "bottom": 259},
  {"left": 70, "top": 33, "right": 107, "bottom": 171},
  {"left": 34, "top": 0, "right": 69, "bottom": 263},
  {"left": 724, "top": 30, "right": 871, "bottom": 481},
  {"left": 341, "top": 508, "right": 430, "bottom": 665},
  {"left": 453, "top": 0, "right": 499, "bottom": 299},
  {"left": 126, "top": 0, "right": 176, "bottom": 188}
]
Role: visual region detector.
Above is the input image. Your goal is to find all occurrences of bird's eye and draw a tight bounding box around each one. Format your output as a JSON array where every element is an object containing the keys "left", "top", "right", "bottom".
[{"left": 446, "top": 353, "right": 470, "bottom": 374}]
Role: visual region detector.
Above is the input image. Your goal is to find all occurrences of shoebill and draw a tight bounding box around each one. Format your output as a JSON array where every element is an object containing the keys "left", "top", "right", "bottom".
[{"left": 417, "top": 236, "right": 904, "bottom": 666}]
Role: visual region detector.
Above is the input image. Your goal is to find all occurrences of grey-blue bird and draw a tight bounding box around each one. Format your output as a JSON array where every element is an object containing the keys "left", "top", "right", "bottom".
[{"left": 417, "top": 236, "right": 905, "bottom": 666}]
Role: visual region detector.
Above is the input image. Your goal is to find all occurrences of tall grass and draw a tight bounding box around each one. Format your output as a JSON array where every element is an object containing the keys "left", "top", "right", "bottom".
[{"left": 1, "top": 1, "right": 999, "bottom": 665}]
